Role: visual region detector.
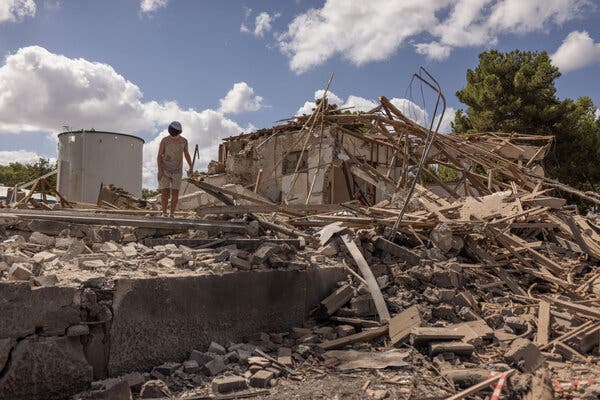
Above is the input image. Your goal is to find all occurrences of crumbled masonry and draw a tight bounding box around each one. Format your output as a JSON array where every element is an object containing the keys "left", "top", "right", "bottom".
[{"left": 1, "top": 95, "right": 600, "bottom": 399}]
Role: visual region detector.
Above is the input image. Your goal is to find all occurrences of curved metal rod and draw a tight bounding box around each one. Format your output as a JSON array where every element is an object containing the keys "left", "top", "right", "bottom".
[{"left": 387, "top": 67, "right": 446, "bottom": 241}]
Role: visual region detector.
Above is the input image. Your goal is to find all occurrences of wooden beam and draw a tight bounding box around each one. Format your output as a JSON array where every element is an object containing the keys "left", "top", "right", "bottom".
[
  {"left": 389, "top": 305, "right": 422, "bottom": 346},
  {"left": 318, "top": 325, "right": 388, "bottom": 350},
  {"left": 340, "top": 233, "right": 391, "bottom": 322},
  {"left": 545, "top": 297, "right": 600, "bottom": 319},
  {"left": 536, "top": 300, "right": 551, "bottom": 346},
  {"left": 373, "top": 236, "right": 421, "bottom": 266},
  {"left": 143, "top": 238, "right": 305, "bottom": 249}
]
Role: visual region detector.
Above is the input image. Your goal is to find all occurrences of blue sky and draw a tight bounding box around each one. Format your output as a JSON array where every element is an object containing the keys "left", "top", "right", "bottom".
[{"left": 0, "top": 0, "right": 599, "bottom": 187}]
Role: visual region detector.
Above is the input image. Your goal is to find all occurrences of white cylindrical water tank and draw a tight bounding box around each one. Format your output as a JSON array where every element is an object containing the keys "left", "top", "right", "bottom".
[{"left": 57, "top": 130, "right": 144, "bottom": 203}]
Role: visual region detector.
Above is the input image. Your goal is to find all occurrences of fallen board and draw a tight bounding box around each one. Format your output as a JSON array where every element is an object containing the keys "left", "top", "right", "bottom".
[
  {"left": 389, "top": 305, "right": 422, "bottom": 346},
  {"left": 340, "top": 233, "right": 391, "bottom": 322},
  {"left": 319, "top": 326, "right": 389, "bottom": 351},
  {"left": 143, "top": 238, "right": 305, "bottom": 249},
  {"left": 0, "top": 210, "right": 249, "bottom": 233}
]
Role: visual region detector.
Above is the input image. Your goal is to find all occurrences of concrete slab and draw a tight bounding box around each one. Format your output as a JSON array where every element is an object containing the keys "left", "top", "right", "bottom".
[
  {"left": 109, "top": 267, "right": 344, "bottom": 375},
  {"left": 0, "top": 336, "right": 92, "bottom": 400},
  {"left": 0, "top": 282, "right": 80, "bottom": 338}
]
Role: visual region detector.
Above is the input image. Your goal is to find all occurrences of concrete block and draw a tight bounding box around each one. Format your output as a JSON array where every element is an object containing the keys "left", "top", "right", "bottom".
[
  {"left": 183, "top": 360, "right": 200, "bottom": 373},
  {"left": 152, "top": 362, "right": 180, "bottom": 376},
  {"left": 230, "top": 255, "right": 252, "bottom": 270},
  {"left": 433, "top": 268, "right": 461, "bottom": 288},
  {"left": 202, "top": 357, "right": 226, "bottom": 376},
  {"left": 33, "top": 251, "right": 58, "bottom": 263},
  {"left": 189, "top": 350, "right": 214, "bottom": 366},
  {"left": 28, "top": 232, "right": 55, "bottom": 247},
  {"left": 55, "top": 237, "right": 75, "bottom": 249},
  {"left": 8, "top": 263, "right": 33, "bottom": 281},
  {"left": 0, "top": 336, "right": 92, "bottom": 400},
  {"left": 212, "top": 376, "right": 247, "bottom": 393},
  {"left": 0, "top": 282, "right": 80, "bottom": 338},
  {"left": 62, "top": 240, "right": 86, "bottom": 261},
  {"left": 277, "top": 347, "right": 292, "bottom": 367},
  {"left": 505, "top": 338, "right": 544, "bottom": 372},
  {"left": 80, "top": 259, "right": 107, "bottom": 270},
  {"left": 157, "top": 257, "right": 176, "bottom": 269},
  {"left": 350, "top": 294, "right": 377, "bottom": 317},
  {"left": 33, "top": 274, "right": 58, "bottom": 287},
  {"left": 249, "top": 370, "right": 274, "bottom": 388},
  {"left": 122, "top": 245, "right": 138, "bottom": 258},
  {"left": 208, "top": 341, "right": 227, "bottom": 355},
  {"left": 225, "top": 351, "right": 240, "bottom": 363},
  {"left": 254, "top": 244, "right": 277, "bottom": 263},
  {"left": 90, "top": 380, "right": 132, "bottom": 400}
]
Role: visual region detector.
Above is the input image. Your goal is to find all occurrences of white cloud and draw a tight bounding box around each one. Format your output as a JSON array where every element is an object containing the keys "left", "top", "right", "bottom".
[
  {"left": 390, "top": 98, "right": 429, "bottom": 126},
  {"left": 241, "top": 10, "right": 280, "bottom": 37},
  {"left": 254, "top": 12, "right": 275, "bottom": 37},
  {"left": 296, "top": 90, "right": 344, "bottom": 115},
  {"left": 343, "top": 95, "right": 378, "bottom": 112},
  {"left": 278, "top": 0, "right": 592, "bottom": 73},
  {"left": 0, "top": 0, "right": 35, "bottom": 23},
  {"left": 294, "top": 91, "right": 454, "bottom": 132},
  {"left": 296, "top": 101, "right": 317, "bottom": 115},
  {"left": 595, "top": 109, "right": 600, "bottom": 120},
  {"left": 551, "top": 31, "right": 600, "bottom": 72},
  {"left": 140, "top": 0, "right": 168, "bottom": 13},
  {"left": 414, "top": 42, "right": 452, "bottom": 61},
  {"left": 0, "top": 150, "right": 55, "bottom": 166},
  {"left": 0, "top": 46, "right": 255, "bottom": 187},
  {"left": 219, "top": 82, "right": 264, "bottom": 114},
  {"left": 240, "top": 6, "right": 252, "bottom": 33},
  {"left": 315, "top": 89, "right": 343, "bottom": 106}
]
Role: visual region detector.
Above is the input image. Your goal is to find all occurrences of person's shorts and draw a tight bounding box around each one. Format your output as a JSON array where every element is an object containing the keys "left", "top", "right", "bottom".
[{"left": 159, "top": 172, "right": 182, "bottom": 190}]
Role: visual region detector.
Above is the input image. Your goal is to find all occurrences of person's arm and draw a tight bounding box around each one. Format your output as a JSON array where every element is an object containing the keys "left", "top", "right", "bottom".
[
  {"left": 157, "top": 140, "right": 165, "bottom": 180},
  {"left": 184, "top": 141, "right": 193, "bottom": 176}
]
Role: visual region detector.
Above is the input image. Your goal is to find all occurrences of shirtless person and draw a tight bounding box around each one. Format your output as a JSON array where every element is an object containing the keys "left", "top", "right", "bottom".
[{"left": 157, "top": 121, "right": 193, "bottom": 216}]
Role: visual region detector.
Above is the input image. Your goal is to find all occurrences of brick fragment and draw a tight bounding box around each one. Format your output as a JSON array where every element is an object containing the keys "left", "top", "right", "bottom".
[
  {"left": 211, "top": 376, "right": 247, "bottom": 394},
  {"left": 249, "top": 370, "right": 274, "bottom": 388}
]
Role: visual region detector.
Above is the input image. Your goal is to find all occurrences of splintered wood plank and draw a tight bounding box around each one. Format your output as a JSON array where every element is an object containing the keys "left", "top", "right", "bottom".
[
  {"left": 389, "top": 305, "right": 421, "bottom": 346},
  {"left": 545, "top": 297, "right": 600, "bottom": 319},
  {"left": 318, "top": 326, "right": 389, "bottom": 350},
  {"left": 536, "top": 300, "right": 551, "bottom": 346},
  {"left": 340, "top": 233, "right": 391, "bottom": 322},
  {"left": 373, "top": 236, "right": 420, "bottom": 266}
]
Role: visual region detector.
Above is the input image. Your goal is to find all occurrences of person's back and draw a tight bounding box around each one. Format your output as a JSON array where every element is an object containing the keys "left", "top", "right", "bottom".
[
  {"left": 157, "top": 121, "right": 193, "bottom": 216},
  {"left": 160, "top": 135, "right": 187, "bottom": 174}
]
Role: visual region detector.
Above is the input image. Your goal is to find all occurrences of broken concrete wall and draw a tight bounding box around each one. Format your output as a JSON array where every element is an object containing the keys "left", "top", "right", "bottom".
[
  {"left": 108, "top": 267, "right": 345, "bottom": 375},
  {"left": 220, "top": 126, "right": 403, "bottom": 205},
  {"left": 0, "top": 266, "right": 345, "bottom": 399},
  {"left": 0, "top": 282, "right": 92, "bottom": 400}
]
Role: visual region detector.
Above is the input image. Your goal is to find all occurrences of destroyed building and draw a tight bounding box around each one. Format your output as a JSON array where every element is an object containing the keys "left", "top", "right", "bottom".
[{"left": 1, "top": 92, "right": 600, "bottom": 400}]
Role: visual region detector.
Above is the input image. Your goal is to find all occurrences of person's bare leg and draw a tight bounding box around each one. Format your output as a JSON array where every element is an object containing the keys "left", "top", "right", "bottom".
[
  {"left": 170, "top": 189, "right": 179, "bottom": 215},
  {"left": 161, "top": 189, "right": 170, "bottom": 214}
]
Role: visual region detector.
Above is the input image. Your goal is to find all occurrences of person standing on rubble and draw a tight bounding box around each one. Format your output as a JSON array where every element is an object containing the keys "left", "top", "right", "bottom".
[{"left": 157, "top": 121, "right": 193, "bottom": 217}]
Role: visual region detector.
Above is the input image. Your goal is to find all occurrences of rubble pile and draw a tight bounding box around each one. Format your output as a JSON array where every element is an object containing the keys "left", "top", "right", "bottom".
[{"left": 1, "top": 94, "right": 600, "bottom": 399}]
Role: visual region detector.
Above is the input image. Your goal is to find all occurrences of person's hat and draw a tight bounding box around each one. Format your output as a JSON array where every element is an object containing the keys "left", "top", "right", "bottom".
[{"left": 168, "top": 121, "right": 182, "bottom": 135}]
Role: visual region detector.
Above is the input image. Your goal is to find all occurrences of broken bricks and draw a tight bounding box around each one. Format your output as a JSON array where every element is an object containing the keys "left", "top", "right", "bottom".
[{"left": 212, "top": 375, "right": 247, "bottom": 393}]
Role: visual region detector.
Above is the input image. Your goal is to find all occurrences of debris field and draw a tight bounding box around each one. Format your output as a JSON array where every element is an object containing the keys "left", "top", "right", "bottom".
[{"left": 1, "top": 90, "right": 600, "bottom": 400}]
